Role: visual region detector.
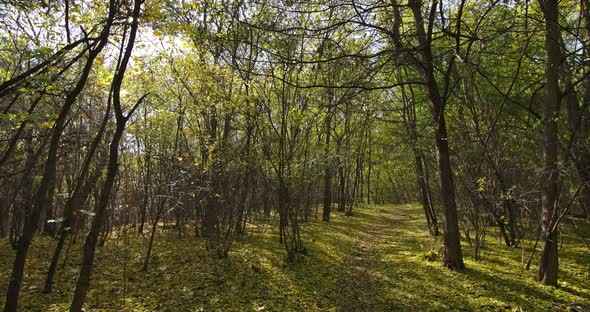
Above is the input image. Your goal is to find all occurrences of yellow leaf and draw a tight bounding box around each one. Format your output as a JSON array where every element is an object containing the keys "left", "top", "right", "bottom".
[{"left": 40, "top": 120, "right": 55, "bottom": 128}]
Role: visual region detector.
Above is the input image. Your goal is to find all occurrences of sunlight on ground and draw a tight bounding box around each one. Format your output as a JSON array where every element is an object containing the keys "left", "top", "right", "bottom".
[{"left": 0, "top": 204, "right": 588, "bottom": 311}]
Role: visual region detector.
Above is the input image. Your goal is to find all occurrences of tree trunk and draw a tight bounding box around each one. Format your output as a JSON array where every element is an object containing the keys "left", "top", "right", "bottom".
[
  {"left": 43, "top": 174, "right": 57, "bottom": 236},
  {"left": 0, "top": 197, "right": 7, "bottom": 237},
  {"left": 3, "top": 5, "right": 114, "bottom": 309},
  {"left": 567, "top": 0, "right": 590, "bottom": 224},
  {"left": 70, "top": 125, "right": 125, "bottom": 312},
  {"left": 338, "top": 157, "right": 346, "bottom": 212},
  {"left": 44, "top": 102, "right": 110, "bottom": 293},
  {"left": 322, "top": 106, "right": 332, "bottom": 222},
  {"left": 70, "top": 1, "right": 142, "bottom": 309},
  {"left": 235, "top": 121, "right": 253, "bottom": 235},
  {"left": 416, "top": 151, "right": 439, "bottom": 236},
  {"left": 142, "top": 197, "right": 166, "bottom": 271},
  {"left": 138, "top": 148, "right": 151, "bottom": 234},
  {"left": 408, "top": 0, "right": 465, "bottom": 271},
  {"left": 538, "top": 0, "right": 561, "bottom": 287},
  {"left": 432, "top": 93, "right": 464, "bottom": 271},
  {"left": 367, "top": 134, "right": 372, "bottom": 205}
]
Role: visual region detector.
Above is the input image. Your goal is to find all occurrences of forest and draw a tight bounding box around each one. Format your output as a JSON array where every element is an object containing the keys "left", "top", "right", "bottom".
[{"left": 0, "top": 0, "right": 589, "bottom": 311}]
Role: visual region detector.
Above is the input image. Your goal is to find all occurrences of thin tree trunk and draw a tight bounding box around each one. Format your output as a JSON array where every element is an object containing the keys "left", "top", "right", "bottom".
[
  {"left": 236, "top": 123, "right": 253, "bottom": 235},
  {"left": 322, "top": 106, "right": 332, "bottom": 222},
  {"left": 537, "top": 0, "right": 561, "bottom": 287},
  {"left": 338, "top": 155, "right": 346, "bottom": 212},
  {"left": 70, "top": 1, "right": 143, "bottom": 309},
  {"left": 142, "top": 197, "right": 166, "bottom": 271},
  {"left": 3, "top": 5, "right": 114, "bottom": 309},
  {"left": 70, "top": 126, "right": 124, "bottom": 312},
  {"left": 416, "top": 152, "right": 438, "bottom": 236},
  {"left": 138, "top": 145, "right": 151, "bottom": 234},
  {"left": 44, "top": 103, "right": 110, "bottom": 293},
  {"left": 367, "top": 133, "right": 372, "bottom": 205}
]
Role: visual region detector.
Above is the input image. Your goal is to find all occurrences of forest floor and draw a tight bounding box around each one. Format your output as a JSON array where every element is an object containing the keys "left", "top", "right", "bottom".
[{"left": 0, "top": 204, "right": 589, "bottom": 311}]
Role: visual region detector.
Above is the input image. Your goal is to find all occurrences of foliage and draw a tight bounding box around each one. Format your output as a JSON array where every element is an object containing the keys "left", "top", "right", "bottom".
[
  {"left": 0, "top": 204, "right": 588, "bottom": 311},
  {"left": 1, "top": 0, "right": 590, "bottom": 310}
]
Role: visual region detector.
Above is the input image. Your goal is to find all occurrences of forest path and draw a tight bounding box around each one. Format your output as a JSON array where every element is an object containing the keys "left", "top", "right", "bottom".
[
  {"left": 2, "top": 204, "right": 589, "bottom": 311},
  {"left": 335, "top": 207, "right": 414, "bottom": 311}
]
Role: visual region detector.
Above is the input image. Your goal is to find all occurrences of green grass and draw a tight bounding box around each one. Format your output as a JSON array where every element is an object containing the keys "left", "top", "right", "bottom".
[{"left": 0, "top": 204, "right": 589, "bottom": 311}]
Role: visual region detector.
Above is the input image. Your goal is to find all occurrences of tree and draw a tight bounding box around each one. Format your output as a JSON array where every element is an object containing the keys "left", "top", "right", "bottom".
[
  {"left": 70, "top": 0, "right": 145, "bottom": 309},
  {"left": 3, "top": 1, "right": 116, "bottom": 309},
  {"left": 388, "top": 0, "right": 465, "bottom": 271},
  {"left": 537, "top": 0, "right": 561, "bottom": 287}
]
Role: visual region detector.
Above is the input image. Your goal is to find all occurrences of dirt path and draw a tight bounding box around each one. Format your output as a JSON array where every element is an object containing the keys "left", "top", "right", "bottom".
[{"left": 335, "top": 211, "right": 393, "bottom": 312}]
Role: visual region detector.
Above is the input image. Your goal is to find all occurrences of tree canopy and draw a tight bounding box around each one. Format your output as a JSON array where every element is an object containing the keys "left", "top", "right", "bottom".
[{"left": 0, "top": 0, "right": 589, "bottom": 311}]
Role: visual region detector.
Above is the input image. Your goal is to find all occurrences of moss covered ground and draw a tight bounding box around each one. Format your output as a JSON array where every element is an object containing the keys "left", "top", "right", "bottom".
[{"left": 0, "top": 204, "right": 589, "bottom": 311}]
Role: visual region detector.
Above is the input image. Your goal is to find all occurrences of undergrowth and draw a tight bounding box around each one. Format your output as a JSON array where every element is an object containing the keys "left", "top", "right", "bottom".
[{"left": 0, "top": 204, "right": 588, "bottom": 311}]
